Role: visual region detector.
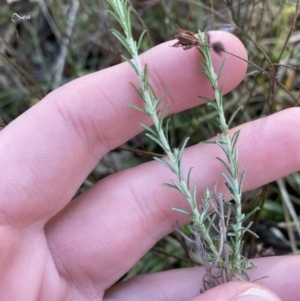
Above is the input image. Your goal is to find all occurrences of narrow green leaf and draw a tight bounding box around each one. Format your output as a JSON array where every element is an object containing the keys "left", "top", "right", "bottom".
[
  {"left": 219, "top": 85, "right": 225, "bottom": 98},
  {"left": 159, "top": 103, "right": 169, "bottom": 125},
  {"left": 176, "top": 155, "right": 183, "bottom": 181},
  {"left": 231, "top": 130, "right": 241, "bottom": 149},
  {"left": 199, "top": 140, "right": 217, "bottom": 144},
  {"left": 154, "top": 157, "right": 174, "bottom": 172},
  {"left": 156, "top": 90, "right": 170, "bottom": 110},
  {"left": 172, "top": 207, "right": 192, "bottom": 215},
  {"left": 137, "top": 30, "right": 147, "bottom": 51},
  {"left": 238, "top": 169, "right": 247, "bottom": 194},
  {"left": 164, "top": 118, "right": 170, "bottom": 146},
  {"left": 140, "top": 123, "right": 156, "bottom": 135},
  {"left": 178, "top": 137, "right": 189, "bottom": 161},
  {"left": 216, "top": 59, "right": 226, "bottom": 81},
  {"left": 228, "top": 107, "right": 243, "bottom": 128},
  {"left": 229, "top": 195, "right": 240, "bottom": 207},
  {"left": 126, "top": 103, "right": 146, "bottom": 114},
  {"left": 218, "top": 123, "right": 227, "bottom": 134},
  {"left": 192, "top": 183, "right": 198, "bottom": 208},
  {"left": 217, "top": 148, "right": 231, "bottom": 164},
  {"left": 207, "top": 213, "right": 216, "bottom": 232},
  {"left": 234, "top": 148, "right": 239, "bottom": 164},
  {"left": 198, "top": 95, "right": 213, "bottom": 102},
  {"left": 241, "top": 222, "right": 253, "bottom": 234},
  {"left": 207, "top": 101, "right": 222, "bottom": 112},
  {"left": 129, "top": 82, "right": 144, "bottom": 100},
  {"left": 143, "top": 64, "right": 149, "bottom": 87},
  {"left": 121, "top": 55, "right": 139, "bottom": 75},
  {"left": 241, "top": 207, "right": 260, "bottom": 222},
  {"left": 106, "top": 10, "right": 123, "bottom": 26},
  {"left": 215, "top": 140, "right": 228, "bottom": 155},
  {"left": 196, "top": 62, "right": 206, "bottom": 72},
  {"left": 170, "top": 179, "right": 185, "bottom": 195},
  {"left": 222, "top": 172, "right": 235, "bottom": 193},
  {"left": 125, "top": 6, "right": 131, "bottom": 33},
  {"left": 145, "top": 133, "right": 164, "bottom": 148},
  {"left": 111, "top": 29, "right": 132, "bottom": 54},
  {"left": 163, "top": 183, "right": 180, "bottom": 190},
  {"left": 187, "top": 167, "right": 193, "bottom": 190},
  {"left": 148, "top": 82, "right": 157, "bottom": 100},
  {"left": 216, "top": 157, "right": 233, "bottom": 177},
  {"left": 216, "top": 133, "right": 226, "bottom": 143}
]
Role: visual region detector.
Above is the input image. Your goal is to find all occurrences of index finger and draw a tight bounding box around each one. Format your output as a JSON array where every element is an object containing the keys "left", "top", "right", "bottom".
[{"left": 0, "top": 31, "right": 247, "bottom": 227}]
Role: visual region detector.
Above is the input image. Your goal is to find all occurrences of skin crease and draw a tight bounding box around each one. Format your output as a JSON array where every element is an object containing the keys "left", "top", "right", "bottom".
[{"left": 0, "top": 30, "right": 299, "bottom": 301}]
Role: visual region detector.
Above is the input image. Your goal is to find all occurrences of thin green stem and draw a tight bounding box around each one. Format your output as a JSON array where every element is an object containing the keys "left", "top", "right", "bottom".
[
  {"left": 197, "top": 31, "right": 246, "bottom": 276},
  {"left": 106, "top": 0, "right": 221, "bottom": 261}
]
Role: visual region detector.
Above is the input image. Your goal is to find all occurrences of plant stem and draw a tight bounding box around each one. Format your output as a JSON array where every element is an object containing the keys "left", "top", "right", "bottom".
[
  {"left": 196, "top": 31, "right": 247, "bottom": 277},
  {"left": 106, "top": 0, "right": 255, "bottom": 287}
]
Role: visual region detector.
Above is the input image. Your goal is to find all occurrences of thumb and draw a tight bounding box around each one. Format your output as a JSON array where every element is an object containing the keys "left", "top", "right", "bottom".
[{"left": 190, "top": 282, "right": 282, "bottom": 301}]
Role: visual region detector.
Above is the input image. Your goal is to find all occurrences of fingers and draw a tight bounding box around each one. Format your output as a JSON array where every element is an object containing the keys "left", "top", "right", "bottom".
[
  {"left": 104, "top": 256, "right": 298, "bottom": 301},
  {"left": 190, "top": 283, "right": 282, "bottom": 301},
  {"left": 45, "top": 108, "right": 300, "bottom": 290},
  {"left": 0, "top": 31, "right": 246, "bottom": 227}
]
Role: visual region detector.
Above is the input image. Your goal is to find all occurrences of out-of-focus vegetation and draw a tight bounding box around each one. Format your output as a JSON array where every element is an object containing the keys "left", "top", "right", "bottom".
[{"left": 0, "top": 0, "right": 299, "bottom": 278}]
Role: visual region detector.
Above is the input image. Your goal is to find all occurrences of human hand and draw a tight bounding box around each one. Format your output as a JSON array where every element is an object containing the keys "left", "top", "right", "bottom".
[{"left": 0, "top": 31, "right": 299, "bottom": 301}]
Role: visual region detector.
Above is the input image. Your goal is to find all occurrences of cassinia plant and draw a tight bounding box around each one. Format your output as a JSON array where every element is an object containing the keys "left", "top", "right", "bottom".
[{"left": 106, "top": 0, "right": 259, "bottom": 290}]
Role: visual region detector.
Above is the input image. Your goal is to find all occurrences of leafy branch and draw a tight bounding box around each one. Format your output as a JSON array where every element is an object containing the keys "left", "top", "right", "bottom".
[{"left": 106, "top": 0, "right": 258, "bottom": 290}]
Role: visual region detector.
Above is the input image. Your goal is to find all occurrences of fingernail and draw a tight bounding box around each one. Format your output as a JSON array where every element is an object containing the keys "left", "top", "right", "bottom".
[{"left": 233, "top": 287, "right": 281, "bottom": 301}]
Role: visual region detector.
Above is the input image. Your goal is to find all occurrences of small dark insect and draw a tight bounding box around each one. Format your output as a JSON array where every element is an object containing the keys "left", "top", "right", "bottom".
[{"left": 172, "top": 27, "right": 225, "bottom": 55}]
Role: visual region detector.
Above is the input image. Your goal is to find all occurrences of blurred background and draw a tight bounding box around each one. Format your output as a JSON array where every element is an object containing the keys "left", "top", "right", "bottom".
[{"left": 0, "top": 0, "right": 299, "bottom": 280}]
